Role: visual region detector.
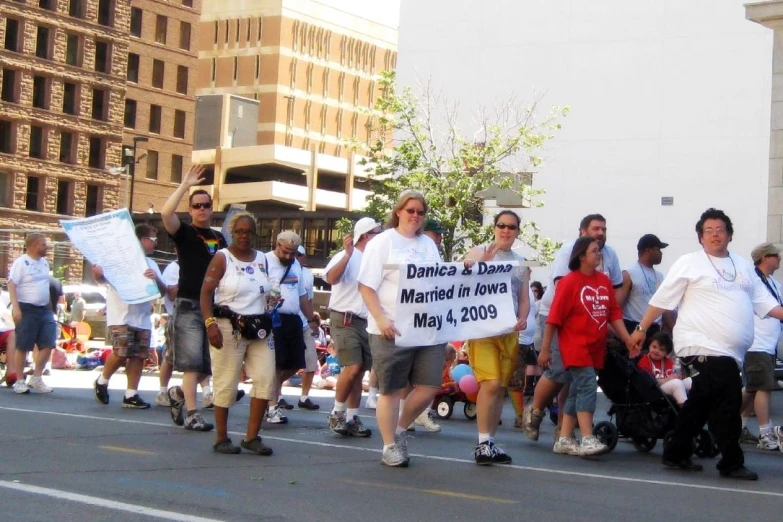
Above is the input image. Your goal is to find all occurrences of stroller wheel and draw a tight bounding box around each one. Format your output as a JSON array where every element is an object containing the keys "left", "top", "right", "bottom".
[
  {"left": 594, "top": 421, "right": 619, "bottom": 452},
  {"left": 435, "top": 397, "right": 454, "bottom": 420},
  {"left": 631, "top": 436, "right": 657, "bottom": 453},
  {"left": 693, "top": 429, "right": 719, "bottom": 458},
  {"left": 463, "top": 401, "right": 477, "bottom": 420}
]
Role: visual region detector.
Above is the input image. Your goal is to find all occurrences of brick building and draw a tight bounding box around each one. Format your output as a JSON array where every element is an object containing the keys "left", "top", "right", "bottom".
[{"left": 0, "top": 0, "right": 131, "bottom": 281}]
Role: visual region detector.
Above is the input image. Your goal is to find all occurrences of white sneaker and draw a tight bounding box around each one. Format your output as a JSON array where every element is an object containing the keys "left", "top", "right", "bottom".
[
  {"left": 758, "top": 432, "right": 780, "bottom": 451},
  {"left": 155, "top": 391, "right": 170, "bottom": 407},
  {"left": 414, "top": 411, "right": 441, "bottom": 432},
  {"left": 202, "top": 392, "right": 214, "bottom": 409},
  {"left": 266, "top": 406, "right": 288, "bottom": 424},
  {"left": 552, "top": 436, "right": 580, "bottom": 455},
  {"left": 579, "top": 435, "right": 609, "bottom": 456},
  {"left": 381, "top": 443, "right": 408, "bottom": 467},
  {"left": 27, "top": 376, "right": 52, "bottom": 394},
  {"left": 365, "top": 395, "right": 377, "bottom": 409},
  {"left": 774, "top": 426, "right": 783, "bottom": 454},
  {"left": 13, "top": 380, "right": 30, "bottom": 395}
]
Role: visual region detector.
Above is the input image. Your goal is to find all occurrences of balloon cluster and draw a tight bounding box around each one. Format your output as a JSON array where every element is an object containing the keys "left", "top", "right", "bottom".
[{"left": 450, "top": 364, "right": 479, "bottom": 403}]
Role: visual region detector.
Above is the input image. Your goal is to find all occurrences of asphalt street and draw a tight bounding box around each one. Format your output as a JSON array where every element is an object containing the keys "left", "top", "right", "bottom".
[{"left": 1, "top": 370, "right": 782, "bottom": 521}]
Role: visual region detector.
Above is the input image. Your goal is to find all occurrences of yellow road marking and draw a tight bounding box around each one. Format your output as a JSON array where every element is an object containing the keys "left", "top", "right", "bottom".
[
  {"left": 99, "top": 445, "right": 156, "bottom": 456},
  {"left": 337, "top": 479, "right": 518, "bottom": 504}
]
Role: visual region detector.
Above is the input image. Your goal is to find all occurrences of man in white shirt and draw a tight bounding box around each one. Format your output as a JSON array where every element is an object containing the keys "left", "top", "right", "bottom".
[
  {"left": 295, "top": 245, "right": 321, "bottom": 411},
  {"left": 7, "top": 233, "right": 56, "bottom": 394},
  {"left": 631, "top": 208, "right": 783, "bottom": 480},
  {"left": 326, "top": 217, "right": 382, "bottom": 438},
  {"left": 154, "top": 259, "right": 179, "bottom": 407},
  {"left": 523, "top": 214, "right": 624, "bottom": 441},
  {"left": 739, "top": 243, "right": 783, "bottom": 451},
  {"left": 93, "top": 224, "right": 166, "bottom": 409}
]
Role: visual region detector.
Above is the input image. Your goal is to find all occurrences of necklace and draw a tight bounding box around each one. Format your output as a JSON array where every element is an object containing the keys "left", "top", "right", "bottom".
[
  {"left": 705, "top": 251, "right": 736, "bottom": 282},
  {"left": 637, "top": 262, "right": 658, "bottom": 293}
]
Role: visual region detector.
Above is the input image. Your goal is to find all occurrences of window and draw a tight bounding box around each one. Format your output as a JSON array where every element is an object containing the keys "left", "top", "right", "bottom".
[
  {"left": 225, "top": 20, "right": 229, "bottom": 43},
  {"left": 146, "top": 150, "right": 158, "bottom": 180},
  {"left": 182, "top": 0, "right": 193, "bottom": 7},
  {"left": 29, "top": 126, "right": 45, "bottom": 159},
  {"left": 88, "top": 137, "right": 104, "bottom": 169},
  {"left": 130, "top": 8, "right": 142, "bottom": 37},
  {"left": 152, "top": 59, "right": 164, "bottom": 88},
  {"left": 155, "top": 16, "right": 167, "bottom": 45},
  {"left": 39, "top": 0, "right": 55, "bottom": 10},
  {"left": 97, "top": 0, "right": 114, "bottom": 27},
  {"left": 173, "top": 110, "right": 185, "bottom": 139},
  {"left": 59, "top": 131, "right": 75, "bottom": 163},
  {"left": 94, "top": 41, "right": 110, "bottom": 73},
  {"left": 211, "top": 58, "right": 216, "bottom": 82},
  {"left": 36, "top": 26, "right": 51, "bottom": 59},
  {"left": 69, "top": 0, "right": 85, "bottom": 18},
  {"left": 85, "top": 184, "right": 101, "bottom": 216},
  {"left": 32, "top": 76, "right": 49, "bottom": 109},
  {"left": 246, "top": 18, "right": 251, "bottom": 42},
  {"left": 236, "top": 20, "right": 240, "bottom": 42},
  {"left": 255, "top": 56, "right": 260, "bottom": 80},
  {"left": 127, "top": 53, "right": 139, "bottom": 83},
  {"left": 1, "top": 69, "right": 18, "bottom": 103},
  {"left": 4, "top": 19, "right": 20, "bottom": 52},
  {"left": 26, "top": 176, "right": 41, "bottom": 211},
  {"left": 62, "top": 83, "right": 77, "bottom": 115},
  {"left": 233, "top": 57, "right": 238, "bottom": 80},
  {"left": 176, "top": 65, "right": 188, "bottom": 94},
  {"left": 179, "top": 22, "right": 191, "bottom": 50},
  {"left": 0, "top": 120, "right": 13, "bottom": 153},
  {"left": 171, "top": 154, "right": 183, "bottom": 183},
  {"left": 149, "top": 105, "right": 161, "bottom": 134},
  {"left": 214, "top": 21, "right": 218, "bottom": 44},
  {"left": 91, "top": 88, "right": 106, "bottom": 120},
  {"left": 65, "top": 34, "right": 82, "bottom": 66},
  {"left": 56, "top": 180, "right": 73, "bottom": 215},
  {"left": 124, "top": 99, "right": 137, "bottom": 128},
  {"left": 0, "top": 172, "right": 9, "bottom": 207}
]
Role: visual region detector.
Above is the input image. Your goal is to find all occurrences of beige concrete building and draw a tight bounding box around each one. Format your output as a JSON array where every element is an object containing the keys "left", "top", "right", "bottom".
[{"left": 0, "top": 0, "right": 131, "bottom": 281}]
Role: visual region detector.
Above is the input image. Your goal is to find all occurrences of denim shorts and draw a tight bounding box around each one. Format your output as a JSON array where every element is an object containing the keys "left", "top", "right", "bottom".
[
  {"left": 171, "top": 299, "right": 211, "bottom": 374},
  {"left": 540, "top": 315, "right": 571, "bottom": 385},
  {"left": 16, "top": 303, "right": 57, "bottom": 352}
]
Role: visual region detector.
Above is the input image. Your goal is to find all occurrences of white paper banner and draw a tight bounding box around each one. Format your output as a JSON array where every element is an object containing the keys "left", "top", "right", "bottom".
[
  {"left": 60, "top": 209, "right": 160, "bottom": 304},
  {"left": 394, "top": 261, "right": 518, "bottom": 347}
]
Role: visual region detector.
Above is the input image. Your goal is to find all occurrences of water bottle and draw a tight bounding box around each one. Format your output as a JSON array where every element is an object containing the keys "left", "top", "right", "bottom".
[{"left": 270, "top": 283, "right": 282, "bottom": 329}]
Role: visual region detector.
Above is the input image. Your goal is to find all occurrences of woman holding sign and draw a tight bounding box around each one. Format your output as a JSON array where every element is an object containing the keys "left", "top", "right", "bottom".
[
  {"left": 540, "top": 237, "right": 631, "bottom": 457},
  {"left": 463, "top": 210, "right": 530, "bottom": 465},
  {"left": 357, "top": 190, "right": 443, "bottom": 468}
]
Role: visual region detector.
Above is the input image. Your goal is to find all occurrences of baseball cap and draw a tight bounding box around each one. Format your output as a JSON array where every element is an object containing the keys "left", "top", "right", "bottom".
[
  {"left": 296, "top": 245, "right": 306, "bottom": 256},
  {"left": 751, "top": 242, "right": 781, "bottom": 263},
  {"left": 277, "top": 230, "right": 301, "bottom": 248},
  {"left": 637, "top": 234, "right": 668, "bottom": 252},
  {"left": 424, "top": 219, "right": 445, "bottom": 234},
  {"left": 354, "top": 217, "right": 381, "bottom": 239}
]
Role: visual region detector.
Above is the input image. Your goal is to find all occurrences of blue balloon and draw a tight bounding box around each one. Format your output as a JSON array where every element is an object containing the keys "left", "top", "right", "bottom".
[{"left": 451, "top": 363, "right": 472, "bottom": 383}]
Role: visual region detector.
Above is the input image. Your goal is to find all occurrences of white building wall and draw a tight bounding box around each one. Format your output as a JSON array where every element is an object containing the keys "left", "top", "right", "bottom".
[{"left": 396, "top": 0, "right": 772, "bottom": 281}]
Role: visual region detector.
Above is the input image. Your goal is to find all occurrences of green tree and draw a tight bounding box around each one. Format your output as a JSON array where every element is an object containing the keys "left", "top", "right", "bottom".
[{"left": 351, "top": 71, "right": 565, "bottom": 263}]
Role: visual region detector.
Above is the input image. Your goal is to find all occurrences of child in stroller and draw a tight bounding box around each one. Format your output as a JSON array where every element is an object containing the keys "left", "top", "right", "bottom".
[{"left": 636, "top": 332, "right": 691, "bottom": 406}]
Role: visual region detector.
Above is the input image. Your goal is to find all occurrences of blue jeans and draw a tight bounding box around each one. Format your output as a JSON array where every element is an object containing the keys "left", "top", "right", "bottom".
[
  {"left": 171, "top": 298, "right": 211, "bottom": 374},
  {"left": 563, "top": 366, "right": 597, "bottom": 416}
]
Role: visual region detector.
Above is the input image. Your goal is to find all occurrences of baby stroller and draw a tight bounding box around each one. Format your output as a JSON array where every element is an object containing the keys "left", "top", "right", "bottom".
[{"left": 593, "top": 349, "right": 719, "bottom": 457}]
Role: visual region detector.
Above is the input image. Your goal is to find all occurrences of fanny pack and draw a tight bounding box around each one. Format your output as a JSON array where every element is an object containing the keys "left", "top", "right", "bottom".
[{"left": 213, "top": 306, "right": 272, "bottom": 341}]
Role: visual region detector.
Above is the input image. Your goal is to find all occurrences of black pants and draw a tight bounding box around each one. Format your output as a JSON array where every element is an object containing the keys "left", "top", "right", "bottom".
[{"left": 662, "top": 355, "right": 743, "bottom": 472}]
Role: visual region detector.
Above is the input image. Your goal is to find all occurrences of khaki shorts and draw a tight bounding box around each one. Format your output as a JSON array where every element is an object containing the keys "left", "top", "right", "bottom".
[
  {"left": 467, "top": 332, "right": 519, "bottom": 386},
  {"left": 303, "top": 327, "right": 318, "bottom": 372},
  {"left": 329, "top": 311, "right": 371, "bottom": 371},
  {"left": 210, "top": 319, "right": 276, "bottom": 407},
  {"left": 109, "top": 325, "right": 150, "bottom": 359},
  {"left": 369, "top": 334, "right": 444, "bottom": 394},
  {"left": 743, "top": 351, "right": 776, "bottom": 392}
]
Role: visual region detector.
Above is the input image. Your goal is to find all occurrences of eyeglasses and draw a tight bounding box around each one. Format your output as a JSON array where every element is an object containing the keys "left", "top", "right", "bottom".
[
  {"left": 495, "top": 224, "right": 519, "bottom": 231},
  {"left": 766, "top": 253, "right": 781, "bottom": 259},
  {"left": 191, "top": 202, "right": 213, "bottom": 210},
  {"left": 404, "top": 208, "right": 425, "bottom": 216},
  {"left": 703, "top": 227, "right": 727, "bottom": 236},
  {"left": 143, "top": 237, "right": 158, "bottom": 243},
  {"left": 232, "top": 230, "right": 255, "bottom": 236}
]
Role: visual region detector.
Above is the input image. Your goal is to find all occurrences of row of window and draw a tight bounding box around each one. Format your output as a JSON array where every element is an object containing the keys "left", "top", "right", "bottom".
[
  {"left": 138, "top": 150, "right": 184, "bottom": 183},
  {"left": 0, "top": 170, "right": 104, "bottom": 217},
  {"left": 214, "top": 17, "right": 264, "bottom": 47},
  {"left": 0, "top": 119, "right": 109, "bottom": 170},
  {"left": 29, "top": 0, "right": 116, "bottom": 28},
  {"left": 123, "top": 101, "right": 187, "bottom": 139},
  {"left": 131, "top": 8, "right": 192, "bottom": 51},
  {"left": 128, "top": 54, "right": 189, "bottom": 94}
]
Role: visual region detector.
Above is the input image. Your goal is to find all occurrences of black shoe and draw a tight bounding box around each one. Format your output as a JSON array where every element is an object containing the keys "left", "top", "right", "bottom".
[
  {"left": 94, "top": 379, "right": 109, "bottom": 405},
  {"left": 346, "top": 416, "right": 372, "bottom": 438},
  {"left": 298, "top": 398, "right": 320, "bottom": 410},
  {"left": 474, "top": 442, "right": 494, "bottom": 466},
  {"left": 236, "top": 389, "right": 246, "bottom": 403},
  {"left": 240, "top": 436, "right": 273, "bottom": 456},
  {"left": 213, "top": 438, "right": 241, "bottom": 454},
  {"left": 122, "top": 394, "right": 151, "bottom": 409},
  {"left": 720, "top": 467, "right": 758, "bottom": 480},
  {"left": 490, "top": 442, "right": 512, "bottom": 465},
  {"left": 278, "top": 398, "right": 294, "bottom": 410},
  {"left": 662, "top": 458, "right": 703, "bottom": 472}
]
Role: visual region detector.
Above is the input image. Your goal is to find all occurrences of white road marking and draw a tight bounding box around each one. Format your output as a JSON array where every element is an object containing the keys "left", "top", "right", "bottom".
[
  {"left": 0, "top": 480, "right": 225, "bottom": 522},
  {"left": 2, "top": 405, "right": 783, "bottom": 500}
]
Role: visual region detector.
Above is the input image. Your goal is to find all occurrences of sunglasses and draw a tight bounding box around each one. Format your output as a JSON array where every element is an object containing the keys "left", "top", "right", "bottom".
[
  {"left": 495, "top": 223, "right": 519, "bottom": 231},
  {"left": 404, "top": 208, "right": 426, "bottom": 216},
  {"left": 144, "top": 237, "right": 158, "bottom": 243},
  {"left": 191, "top": 202, "right": 213, "bottom": 210}
]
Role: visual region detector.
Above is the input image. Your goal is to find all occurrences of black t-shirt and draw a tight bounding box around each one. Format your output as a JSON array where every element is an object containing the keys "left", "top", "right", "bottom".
[
  {"left": 170, "top": 224, "right": 227, "bottom": 300},
  {"left": 49, "top": 276, "right": 63, "bottom": 312}
]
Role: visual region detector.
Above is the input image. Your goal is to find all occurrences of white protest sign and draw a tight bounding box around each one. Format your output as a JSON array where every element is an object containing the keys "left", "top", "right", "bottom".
[
  {"left": 60, "top": 209, "right": 160, "bottom": 304},
  {"left": 394, "top": 261, "right": 518, "bottom": 347}
]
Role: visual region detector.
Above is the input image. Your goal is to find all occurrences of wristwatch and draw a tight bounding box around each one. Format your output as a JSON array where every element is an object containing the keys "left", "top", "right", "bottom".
[{"left": 634, "top": 325, "right": 647, "bottom": 333}]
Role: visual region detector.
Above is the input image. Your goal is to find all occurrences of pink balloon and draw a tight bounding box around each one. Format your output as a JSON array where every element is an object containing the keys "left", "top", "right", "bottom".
[{"left": 459, "top": 374, "right": 479, "bottom": 395}]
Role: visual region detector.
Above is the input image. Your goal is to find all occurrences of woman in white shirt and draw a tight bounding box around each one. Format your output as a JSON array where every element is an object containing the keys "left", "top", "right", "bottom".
[{"left": 358, "top": 190, "right": 443, "bottom": 468}]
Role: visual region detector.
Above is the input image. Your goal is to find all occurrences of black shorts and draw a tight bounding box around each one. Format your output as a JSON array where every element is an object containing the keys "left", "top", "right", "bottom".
[{"left": 272, "top": 314, "right": 306, "bottom": 371}]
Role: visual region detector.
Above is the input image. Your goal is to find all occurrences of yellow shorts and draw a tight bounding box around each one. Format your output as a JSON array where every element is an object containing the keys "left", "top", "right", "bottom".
[{"left": 467, "top": 332, "right": 519, "bottom": 386}]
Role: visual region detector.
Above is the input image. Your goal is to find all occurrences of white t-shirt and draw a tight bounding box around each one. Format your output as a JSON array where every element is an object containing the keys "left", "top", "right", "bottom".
[
  {"left": 357, "top": 229, "right": 441, "bottom": 336},
  {"left": 325, "top": 249, "right": 368, "bottom": 319},
  {"left": 106, "top": 257, "right": 162, "bottom": 329},
  {"left": 0, "top": 290, "right": 10, "bottom": 308},
  {"left": 539, "top": 239, "right": 623, "bottom": 316},
  {"left": 298, "top": 267, "right": 315, "bottom": 329},
  {"left": 8, "top": 254, "right": 51, "bottom": 307},
  {"left": 161, "top": 261, "right": 180, "bottom": 315},
  {"left": 749, "top": 271, "right": 783, "bottom": 355},
  {"left": 518, "top": 287, "right": 538, "bottom": 345},
  {"left": 264, "top": 252, "right": 306, "bottom": 316},
  {"left": 0, "top": 298, "right": 14, "bottom": 332},
  {"left": 214, "top": 249, "right": 269, "bottom": 316},
  {"left": 623, "top": 262, "right": 664, "bottom": 323},
  {"left": 649, "top": 250, "right": 779, "bottom": 363}
]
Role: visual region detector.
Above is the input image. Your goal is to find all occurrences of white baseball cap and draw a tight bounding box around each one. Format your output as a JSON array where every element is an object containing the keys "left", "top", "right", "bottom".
[{"left": 354, "top": 217, "right": 381, "bottom": 239}]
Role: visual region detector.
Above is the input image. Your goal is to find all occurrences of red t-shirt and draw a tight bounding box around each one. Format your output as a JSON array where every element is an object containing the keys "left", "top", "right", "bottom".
[
  {"left": 546, "top": 270, "right": 622, "bottom": 370},
  {"left": 637, "top": 355, "right": 674, "bottom": 380}
]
